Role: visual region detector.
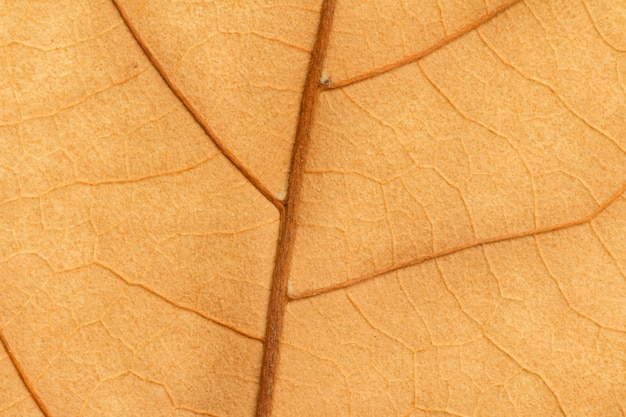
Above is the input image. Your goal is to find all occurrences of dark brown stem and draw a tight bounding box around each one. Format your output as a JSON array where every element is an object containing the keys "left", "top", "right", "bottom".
[{"left": 255, "top": 0, "right": 337, "bottom": 415}]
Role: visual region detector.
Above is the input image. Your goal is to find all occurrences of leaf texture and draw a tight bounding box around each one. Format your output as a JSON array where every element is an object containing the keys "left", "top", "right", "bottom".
[{"left": 0, "top": 1, "right": 625, "bottom": 417}]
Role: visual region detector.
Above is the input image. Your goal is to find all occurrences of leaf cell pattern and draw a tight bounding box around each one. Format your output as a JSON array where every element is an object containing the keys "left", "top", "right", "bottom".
[{"left": 0, "top": 0, "right": 625, "bottom": 417}]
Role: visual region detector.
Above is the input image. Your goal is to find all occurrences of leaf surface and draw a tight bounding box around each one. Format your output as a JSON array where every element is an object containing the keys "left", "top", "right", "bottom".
[{"left": 1, "top": 1, "right": 625, "bottom": 416}]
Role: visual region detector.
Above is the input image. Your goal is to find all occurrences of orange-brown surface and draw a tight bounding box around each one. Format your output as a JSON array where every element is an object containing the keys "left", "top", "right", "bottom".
[{"left": 1, "top": 1, "right": 625, "bottom": 416}]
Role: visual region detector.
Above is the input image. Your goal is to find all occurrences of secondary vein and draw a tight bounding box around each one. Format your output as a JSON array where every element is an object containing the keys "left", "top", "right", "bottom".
[
  {"left": 325, "top": 0, "right": 523, "bottom": 90},
  {"left": 290, "top": 182, "right": 626, "bottom": 300},
  {"left": 111, "top": 0, "right": 283, "bottom": 211},
  {"left": 0, "top": 330, "right": 52, "bottom": 417}
]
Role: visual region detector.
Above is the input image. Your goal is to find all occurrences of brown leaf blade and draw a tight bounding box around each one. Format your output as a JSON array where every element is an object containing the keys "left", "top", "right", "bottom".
[{"left": 1, "top": 0, "right": 626, "bottom": 416}]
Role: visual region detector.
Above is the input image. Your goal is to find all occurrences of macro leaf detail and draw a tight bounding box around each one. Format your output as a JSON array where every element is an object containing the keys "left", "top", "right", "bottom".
[{"left": 1, "top": 1, "right": 625, "bottom": 416}]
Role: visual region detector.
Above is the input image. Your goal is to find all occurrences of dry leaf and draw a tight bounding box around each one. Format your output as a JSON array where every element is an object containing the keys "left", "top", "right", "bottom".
[{"left": 1, "top": 0, "right": 625, "bottom": 416}]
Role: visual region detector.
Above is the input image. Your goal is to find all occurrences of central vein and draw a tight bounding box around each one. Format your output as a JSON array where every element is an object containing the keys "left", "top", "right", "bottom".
[{"left": 255, "top": 1, "right": 337, "bottom": 416}]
